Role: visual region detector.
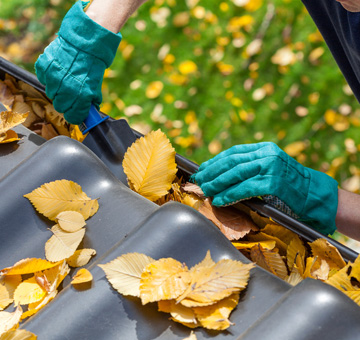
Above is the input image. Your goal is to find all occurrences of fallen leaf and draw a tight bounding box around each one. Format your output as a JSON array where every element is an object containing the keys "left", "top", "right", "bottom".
[
  {"left": 190, "top": 251, "right": 215, "bottom": 273},
  {"left": 0, "top": 329, "right": 37, "bottom": 340},
  {"left": 55, "top": 211, "right": 86, "bottom": 233},
  {"left": 286, "top": 235, "right": 306, "bottom": 271},
  {"left": 140, "top": 258, "right": 191, "bottom": 304},
  {"left": 177, "top": 259, "right": 254, "bottom": 305},
  {"left": 71, "top": 268, "right": 93, "bottom": 285},
  {"left": 193, "top": 293, "right": 239, "bottom": 330},
  {"left": 250, "top": 245, "right": 288, "bottom": 280},
  {"left": 123, "top": 129, "right": 177, "bottom": 201},
  {"left": 41, "top": 123, "right": 58, "bottom": 140},
  {"left": 232, "top": 240, "right": 276, "bottom": 250},
  {"left": 158, "top": 299, "right": 198, "bottom": 326},
  {"left": 0, "top": 111, "right": 28, "bottom": 136},
  {"left": 249, "top": 211, "right": 272, "bottom": 228},
  {"left": 24, "top": 179, "right": 99, "bottom": 221},
  {"left": 0, "top": 276, "right": 21, "bottom": 310},
  {"left": 199, "top": 199, "right": 258, "bottom": 241},
  {"left": 1, "top": 259, "right": 62, "bottom": 276},
  {"left": 261, "top": 224, "right": 296, "bottom": 245},
  {"left": 0, "top": 81, "right": 14, "bottom": 108},
  {"left": 21, "top": 289, "right": 57, "bottom": 321},
  {"left": 0, "top": 306, "right": 22, "bottom": 336},
  {"left": 45, "top": 224, "right": 86, "bottom": 262},
  {"left": 309, "top": 239, "right": 346, "bottom": 270},
  {"left": 66, "top": 249, "right": 96, "bottom": 267},
  {"left": 181, "top": 331, "right": 197, "bottom": 340},
  {"left": 0, "top": 130, "right": 21, "bottom": 144},
  {"left": 247, "top": 232, "right": 288, "bottom": 255},
  {"left": 99, "top": 253, "right": 155, "bottom": 297},
  {"left": 182, "top": 183, "right": 204, "bottom": 198},
  {"left": 285, "top": 268, "right": 303, "bottom": 286},
  {"left": 13, "top": 277, "right": 46, "bottom": 306},
  {"left": 311, "top": 259, "right": 330, "bottom": 281}
]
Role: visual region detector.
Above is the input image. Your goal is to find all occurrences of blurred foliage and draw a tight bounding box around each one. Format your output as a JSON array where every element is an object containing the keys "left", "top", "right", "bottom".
[{"left": 1, "top": 0, "right": 360, "bottom": 195}]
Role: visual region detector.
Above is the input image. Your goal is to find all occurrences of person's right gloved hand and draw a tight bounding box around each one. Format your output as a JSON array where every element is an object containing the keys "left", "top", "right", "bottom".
[
  {"left": 35, "top": 1, "right": 122, "bottom": 125},
  {"left": 192, "top": 142, "right": 339, "bottom": 235}
]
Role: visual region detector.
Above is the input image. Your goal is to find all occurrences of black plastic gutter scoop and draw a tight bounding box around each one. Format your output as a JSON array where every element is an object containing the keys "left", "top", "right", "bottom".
[{"left": 79, "top": 104, "right": 138, "bottom": 184}]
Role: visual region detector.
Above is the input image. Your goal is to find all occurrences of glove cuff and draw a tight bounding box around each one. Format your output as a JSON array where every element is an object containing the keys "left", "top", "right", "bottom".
[
  {"left": 300, "top": 168, "right": 338, "bottom": 235},
  {"left": 58, "top": 0, "right": 122, "bottom": 67}
]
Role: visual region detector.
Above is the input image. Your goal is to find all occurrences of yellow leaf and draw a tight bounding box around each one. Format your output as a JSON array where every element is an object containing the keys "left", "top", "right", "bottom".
[
  {"left": 286, "top": 235, "right": 306, "bottom": 271},
  {"left": 71, "top": 268, "right": 93, "bottom": 285},
  {"left": 23, "top": 180, "right": 99, "bottom": 221},
  {"left": 311, "top": 259, "right": 330, "bottom": 281},
  {"left": 232, "top": 240, "right": 276, "bottom": 251},
  {"left": 326, "top": 263, "right": 353, "bottom": 292},
  {"left": 181, "top": 331, "right": 197, "bottom": 340},
  {"left": 177, "top": 259, "right": 254, "bottom": 305},
  {"left": 21, "top": 290, "right": 57, "bottom": 321},
  {"left": 0, "top": 81, "right": 14, "bottom": 109},
  {"left": 70, "top": 125, "right": 87, "bottom": 143},
  {"left": 13, "top": 277, "right": 46, "bottom": 306},
  {"left": 303, "top": 257, "right": 318, "bottom": 279},
  {"left": 45, "top": 224, "right": 86, "bottom": 262},
  {"left": 145, "top": 81, "right": 164, "bottom": 99},
  {"left": 55, "top": 211, "right": 86, "bottom": 233},
  {"left": 247, "top": 232, "right": 288, "bottom": 255},
  {"left": 0, "top": 111, "right": 28, "bottom": 136},
  {"left": 284, "top": 141, "right": 307, "bottom": 157},
  {"left": 40, "top": 260, "right": 70, "bottom": 290},
  {"left": 309, "top": 239, "right": 346, "bottom": 270},
  {"left": 0, "top": 130, "right": 21, "bottom": 144},
  {"left": 158, "top": 299, "right": 198, "bottom": 326},
  {"left": 190, "top": 251, "right": 215, "bottom": 273},
  {"left": 0, "top": 329, "right": 37, "bottom": 340},
  {"left": 99, "top": 253, "right": 155, "bottom": 297},
  {"left": 66, "top": 249, "right": 96, "bottom": 267},
  {"left": 181, "top": 194, "right": 203, "bottom": 210},
  {"left": 285, "top": 267, "right": 303, "bottom": 286},
  {"left": 250, "top": 245, "right": 288, "bottom": 280},
  {"left": 140, "top": 258, "right": 191, "bottom": 304},
  {"left": 123, "top": 130, "right": 177, "bottom": 201},
  {"left": 193, "top": 293, "right": 239, "bottom": 331},
  {"left": 249, "top": 210, "right": 272, "bottom": 228},
  {"left": 0, "top": 306, "right": 22, "bottom": 336},
  {"left": 261, "top": 224, "right": 297, "bottom": 246},
  {"left": 1, "top": 259, "right": 62, "bottom": 276},
  {"left": 0, "top": 276, "right": 21, "bottom": 311}
]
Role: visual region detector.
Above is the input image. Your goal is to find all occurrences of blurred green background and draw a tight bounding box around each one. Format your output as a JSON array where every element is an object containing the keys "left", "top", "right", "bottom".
[{"left": 1, "top": 0, "right": 360, "bottom": 194}]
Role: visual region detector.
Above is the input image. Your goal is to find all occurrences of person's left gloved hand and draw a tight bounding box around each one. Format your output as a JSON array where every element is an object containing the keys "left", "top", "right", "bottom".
[
  {"left": 35, "top": 1, "right": 122, "bottom": 125},
  {"left": 192, "top": 142, "right": 339, "bottom": 235}
]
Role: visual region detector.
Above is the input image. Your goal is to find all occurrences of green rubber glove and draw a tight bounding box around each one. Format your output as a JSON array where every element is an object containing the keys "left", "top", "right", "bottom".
[
  {"left": 192, "top": 142, "right": 339, "bottom": 235},
  {"left": 35, "top": 1, "right": 122, "bottom": 125}
]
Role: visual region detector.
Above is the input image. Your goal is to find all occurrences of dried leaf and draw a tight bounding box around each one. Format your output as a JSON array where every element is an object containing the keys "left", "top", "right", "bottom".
[
  {"left": 193, "top": 293, "right": 239, "bottom": 330},
  {"left": 0, "top": 329, "right": 37, "bottom": 340},
  {"left": 0, "top": 306, "right": 22, "bottom": 336},
  {"left": 286, "top": 235, "right": 306, "bottom": 271},
  {"left": 343, "top": 291, "right": 360, "bottom": 306},
  {"left": 66, "top": 249, "right": 96, "bottom": 267},
  {"left": 55, "top": 211, "right": 86, "bottom": 233},
  {"left": 181, "top": 194, "right": 203, "bottom": 210},
  {"left": 24, "top": 180, "right": 99, "bottom": 221},
  {"left": 140, "top": 258, "right": 191, "bottom": 304},
  {"left": 249, "top": 210, "right": 272, "bottom": 228},
  {"left": 309, "top": 239, "right": 346, "bottom": 270},
  {"left": 21, "top": 290, "right": 57, "bottom": 320},
  {"left": 44, "top": 104, "right": 70, "bottom": 137},
  {"left": 261, "top": 224, "right": 296, "bottom": 245},
  {"left": 13, "top": 277, "right": 46, "bottom": 306},
  {"left": 41, "top": 123, "right": 58, "bottom": 140},
  {"left": 250, "top": 245, "right": 288, "bottom": 280},
  {"left": 311, "top": 259, "right": 330, "bottom": 281},
  {"left": 45, "top": 224, "right": 86, "bottom": 262},
  {"left": 232, "top": 240, "right": 276, "bottom": 250},
  {"left": 1, "top": 259, "right": 62, "bottom": 276},
  {"left": 182, "top": 182, "right": 204, "bottom": 198},
  {"left": 0, "top": 82, "right": 14, "bottom": 108},
  {"left": 99, "top": 253, "right": 155, "bottom": 297},
  {"left": 285, "top": 268, "right": 303, "bottom": 286},
  {"left": 123, "top": 129, "right": 177, "bottom": 201},
  {"left": 0, "top": 276, "right": 21, "bottom": 310},
  {"left": 181, "top": 331, "right": 197, "bottom": 340},
  {"left": 190, "top": 251, "right": 215, "bottom": 273},
  {"left": 71, "top": 268, "right": 93, "bottom": 285},
  {"left": 70, "top": 125, "right": 87, "bottom": 143},
  {"left": 0, "top": 111, "right": 28, "bottom": 135},
  {"left": 247, "top": 232, "right": 288, "bottom": 255},
  {"left": 177, "top": 259, "right": 254, "bottom": 305},
  {"left": 158, "top": 299, "right": 198, "bottom": 326},
  {"left": 303, "top": 257, "right": 318, "bottom": 279},
  {"left": 199, "top": 199, "right": 258, "bottom": 241},
  {"left": 326, "top": 264, "right": 353, "bottom": 291},
  {"left": 0, "top": 129, "right": 22, "bottom": 144}
]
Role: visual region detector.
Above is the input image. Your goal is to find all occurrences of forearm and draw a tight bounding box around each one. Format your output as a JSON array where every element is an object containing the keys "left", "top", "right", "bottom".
[
  {"left": 85, "top": 0, "right": 138, "bottom": 33},
  {"left": 335, "top": 188, "right": 360, "bottom": 241}
]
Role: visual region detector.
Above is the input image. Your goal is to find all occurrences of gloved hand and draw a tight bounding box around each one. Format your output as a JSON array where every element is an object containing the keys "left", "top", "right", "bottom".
[
  {"left": 35, "top": 1, "right": 122, "bottom": 125},
  {"left": 192, "top": 142, "right": 339, "bottom": 235}
]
